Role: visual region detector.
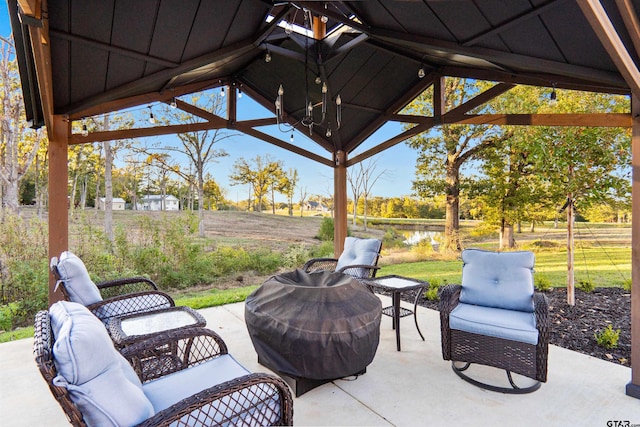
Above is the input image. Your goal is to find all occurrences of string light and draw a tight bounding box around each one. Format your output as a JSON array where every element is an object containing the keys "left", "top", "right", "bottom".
[
  {"left": 81, "top": 118, "right": 88, "bottom": 137},
  {"left": 148, "top": 105, "right": 156, "bottom": 124},
  {"left": 170, "top": 98, "right": 177, "bottom": 108}
]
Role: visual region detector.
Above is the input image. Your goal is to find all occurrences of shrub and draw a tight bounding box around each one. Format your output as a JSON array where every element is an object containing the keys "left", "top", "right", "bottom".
[
  {"left": 282, "top": 244, "right": 312, "bottom": 269},
  {"left": 534, "top": 275, "right": 552, "bottom": 292},
  {"left": 577, "top": 280, "right": 595, "bottom": 293},
  {"left": 424, "top": 278, "right": 445, "bottom": 301},
  {"left": 317, "top": 217, "right": 334, "bottom": 241},
  {"left": 623, "top": 279, "right": 632, "bottom": 292},
  {"left": 594, "top": 324, "right": 620, "bottom": 349}
]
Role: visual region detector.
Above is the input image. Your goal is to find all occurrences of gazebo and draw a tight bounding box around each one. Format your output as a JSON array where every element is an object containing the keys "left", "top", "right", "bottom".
[{"left": 9, "top": 0, "right": 640, "bottom": 398}]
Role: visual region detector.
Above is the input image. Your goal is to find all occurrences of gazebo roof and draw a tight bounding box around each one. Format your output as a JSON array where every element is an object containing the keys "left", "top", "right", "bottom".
[{"left": 10, "top": 1, "right": 640, "bottom": 161}]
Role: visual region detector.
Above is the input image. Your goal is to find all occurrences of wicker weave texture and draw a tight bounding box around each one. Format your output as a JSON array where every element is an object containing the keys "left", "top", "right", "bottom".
[
  {"left": 34, "top": 311, "right": 294, "bottom": 426},
  {"left": 439, "top": 284, "right": 549, "bottom": 383}
]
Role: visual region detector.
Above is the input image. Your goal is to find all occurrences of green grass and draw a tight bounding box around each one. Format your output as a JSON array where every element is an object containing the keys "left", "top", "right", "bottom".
[{"left": 379, "top": 246, "right": 631, "bottom": 288}]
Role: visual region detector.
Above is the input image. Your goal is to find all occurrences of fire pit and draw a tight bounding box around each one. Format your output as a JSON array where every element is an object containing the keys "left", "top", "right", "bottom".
[{"left": 245, "top": 269, "right": 382, "bottom": 396}]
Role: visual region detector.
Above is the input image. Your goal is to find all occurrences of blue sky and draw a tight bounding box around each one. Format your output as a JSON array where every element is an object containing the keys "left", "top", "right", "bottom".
[{"left": 0, "top": 5, "right": 419, "bottom": 200}]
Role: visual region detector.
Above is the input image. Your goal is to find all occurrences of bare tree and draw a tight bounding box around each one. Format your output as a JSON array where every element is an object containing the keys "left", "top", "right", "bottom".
[
  {"left": 357, "top": 158, "right": 387, "bottom": 231},
  {"left": 298, "top": 186, "right": 308, "bottom": 217},
  {"left": 151, "top": 93, "right": 231, "bottom": 237},
  {"left": 0, "top": 38, "right": 42, "bottom": 215},
  {"left": 347, "top": 165, "right": 364, "bottom": 226}
]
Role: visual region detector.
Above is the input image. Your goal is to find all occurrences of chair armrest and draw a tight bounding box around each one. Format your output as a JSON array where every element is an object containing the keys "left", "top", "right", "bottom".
[
  {"left": 96, "top": 276, "right": 158, "bottom": 298},
  {"left": 438, "top": 284, "right": 461, "bottom": 361},
  {"left": 121, "top": 327, "right": 229, "bottom": 383},
  {"left": 302, "top": 258, "right": 339, "bottom": 272},
  {"left": 337, "top": 264, "right": 380, "bottom": 279},
  {"left": 86, "top": 291, "right": 175, "bottom": 325},
  {"left": 134, "top": 373, "right": 293, "bottom": 427}
]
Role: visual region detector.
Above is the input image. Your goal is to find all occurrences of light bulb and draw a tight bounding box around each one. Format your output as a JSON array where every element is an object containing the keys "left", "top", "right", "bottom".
[
  {"left": 238, "top": 87, "right": 243, "bottom": 98},
  {"left": 220, "top": 86, "right": 225, "bottom": 97},
  {"left": 315, "top": 75, "right": 322, "bottom": 85},
  {"left": 170, "top": 98, "right": 177, "bottom": 108},
  {"left": 290, "top": 133, "right": 294, "bottom": 143},
  {"left": 149, "top": 112, "right": 155, "bottom": 124},
  {"left": 81, "top": 123, "right": 88, "bottom": 137},
  {"left": 418, "top": 67, "right": 425, "bottom": 79},
  {"left": 321, "top": 15, "right": 328, "bottom": 23},
  {"left": 336, "top": 94, "right": 341, "bottom": 106},
  {"left": 326, "top": 127, "right": 332, "bottom": 137},
  {"left": 278, "top": 84, "right": 284, "bottom": 96},
  {"left": 549, "top": 88, "right": 557, "bottom": 105},
  {"left": 265, "top": 51, "right": 272, "bottom": 63}
]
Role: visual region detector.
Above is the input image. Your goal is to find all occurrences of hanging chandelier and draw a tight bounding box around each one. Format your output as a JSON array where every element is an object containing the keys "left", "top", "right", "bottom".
[{"left": 274, "top": 8, "right": 341, "bottom": 139}]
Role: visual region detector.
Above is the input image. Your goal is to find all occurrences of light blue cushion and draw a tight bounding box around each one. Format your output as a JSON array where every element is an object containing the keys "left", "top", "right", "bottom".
[
  {"left": 459, "top": 249, "right": 535, "bottom": 312},
  {"left": 335, "top": 237, "right": 381, "bottom": 278},
  {"left": 54, "top": 251, "right": 103, "bottom": 306},
  {"left": 450, "top": 302, "right": 539, "bottom": 345},
  {"left": 143, "top": 354, "right": 282, "bottom": 425},
  {"left": 49, "top": 301, "right": 154, "bottom": 426},
  {"left": 143, "top": 354, "right": 251, "bottom": 412}
]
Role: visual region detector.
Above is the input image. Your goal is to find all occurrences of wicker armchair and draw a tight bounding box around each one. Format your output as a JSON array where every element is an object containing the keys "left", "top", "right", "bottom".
[
  {"left": 50, "top": 251, "right": 175, "bottom": 326},
  {"left": 439, "top": 249, "right": 549, "bottom": 394},
  {"left": 34, "top": 303, "right": 294, "bottom": 427},
  {"left": 303, "top": 237, "right": 382, "bottom": 280}
]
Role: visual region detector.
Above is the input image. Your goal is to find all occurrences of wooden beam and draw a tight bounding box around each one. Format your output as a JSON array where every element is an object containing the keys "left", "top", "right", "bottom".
[
  {"left": 578, "top": 0, "right": 640, "bottom": 96},
  {"left": 26, "top": 7, "right": 55, "bottom": 135},
  {"left": 17, "top": 0, "right": 40, "bottom": 18},
  {"left": 48, "top": 115, "right": 68, "bottom": 305},
  {"left": 234, "top": 122, "right": 334, "bottom": 167},
  {"left": 71, "top": 121, "right": 227, "bottom": 145},
  {"left": 627, "top": 94, "right": 640, "bottom": 398},
  {"left": 333, "top": 150, "right": 348, "bottom": 256},
  {"left": 348, "top": 119, "right": 436, "bottom": 166},
  {"left": 445, "top": 83, "right": 516, "bottom": 120},
  {"left": 451, "top": 113, "right": 631, "bottom": 127},
  {"left": 69, "top": 79, "right": 223, "bottom": 120},
  {"left": 615, "top": 0, "right": 640, "bottom": 56}
]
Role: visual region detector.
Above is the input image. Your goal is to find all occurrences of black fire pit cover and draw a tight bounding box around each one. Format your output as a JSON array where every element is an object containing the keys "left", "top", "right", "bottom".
[{"left": 245, "top": 269, "right": 382, "bottom": 380}]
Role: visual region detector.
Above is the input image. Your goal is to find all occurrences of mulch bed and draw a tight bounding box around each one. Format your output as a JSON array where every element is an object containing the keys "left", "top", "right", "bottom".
[{"left": 413, "top": 286, "right": 631, "bottom": 367}]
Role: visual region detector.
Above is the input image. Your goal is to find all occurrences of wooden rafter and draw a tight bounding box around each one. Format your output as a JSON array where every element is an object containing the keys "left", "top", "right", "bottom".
[{"left": 578, "top": 0, "right": 640, "bottom": 96}]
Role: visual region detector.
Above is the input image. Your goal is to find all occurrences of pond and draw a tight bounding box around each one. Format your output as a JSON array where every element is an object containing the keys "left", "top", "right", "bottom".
[{"left": 403, "top": 230, "right": 442, "bottom": 251}]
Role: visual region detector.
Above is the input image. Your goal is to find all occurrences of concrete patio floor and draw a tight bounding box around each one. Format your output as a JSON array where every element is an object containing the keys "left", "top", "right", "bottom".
[{"left": 1, "top": 294, "right": 639, "bottom": 426}]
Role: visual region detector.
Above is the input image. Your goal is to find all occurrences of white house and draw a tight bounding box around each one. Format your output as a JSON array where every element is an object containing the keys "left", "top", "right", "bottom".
[
  {"left": 139, "top": 194, "right": 180, "bottom": 211},
  {"left": 98, "top": 197, "right": 125, "bottom": 210}
]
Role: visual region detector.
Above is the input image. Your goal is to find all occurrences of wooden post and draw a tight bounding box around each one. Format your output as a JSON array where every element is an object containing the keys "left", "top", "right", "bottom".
[
  {"left": 48, "top": 115, "right": 69, "bottom": 305},
  {"left": 627, "top": 94, "right": 640, "bottom": 398},
  {"left": 333, "top": 150, "right": 347, "bottom": 257}
]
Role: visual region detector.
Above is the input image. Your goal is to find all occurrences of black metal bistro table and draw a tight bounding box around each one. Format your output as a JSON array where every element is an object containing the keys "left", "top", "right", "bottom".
[{"left": 362, "top": 275, "right": 428, "bottom": 351}]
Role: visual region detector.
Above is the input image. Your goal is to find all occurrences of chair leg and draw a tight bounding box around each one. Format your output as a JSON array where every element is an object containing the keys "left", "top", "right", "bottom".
[{"left": 451, "top": 362, "right": 541, "bottom": 394}]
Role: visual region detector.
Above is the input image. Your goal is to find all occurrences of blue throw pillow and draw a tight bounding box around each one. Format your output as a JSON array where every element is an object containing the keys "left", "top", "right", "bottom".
[{"left": 54, "top": 251, "right": 102, "bottom": 306}]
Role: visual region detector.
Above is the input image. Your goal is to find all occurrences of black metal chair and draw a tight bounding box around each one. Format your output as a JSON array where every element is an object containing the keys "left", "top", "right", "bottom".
[{"left": 439, "top": 249, "right": 549, "bottom": 393}]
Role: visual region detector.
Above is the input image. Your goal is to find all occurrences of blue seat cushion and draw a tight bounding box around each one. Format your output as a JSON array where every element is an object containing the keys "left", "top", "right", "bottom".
[
  {"left": 143, "top": 354, "right": 282, "bottom": 424},
  {"left": 449, "top": 302, "right": 539, "bottom": 346},
  {"left": 460, "top": 249, "right": 535, "bottom": 312},
  {"left": 335, "top": 237, "right": 381, "bottom": 278}
]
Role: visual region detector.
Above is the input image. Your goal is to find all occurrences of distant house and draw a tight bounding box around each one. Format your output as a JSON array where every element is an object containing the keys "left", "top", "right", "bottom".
[
  {"left": 305, "top": 200, "right": 329, "bottom": 212},
  {"left": 139, "top": 194, "right": 180, "bottom": 211},
  {"left": 98, "top": 197, "right": 125, "bottom": 210}
]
